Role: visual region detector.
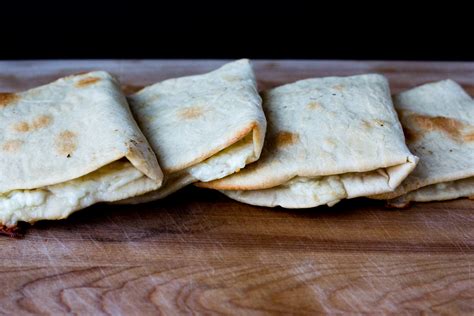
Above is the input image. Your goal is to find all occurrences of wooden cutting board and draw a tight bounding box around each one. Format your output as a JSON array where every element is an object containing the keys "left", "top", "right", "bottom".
[{"left": 0, "top": 60, "right": 473, "bottom": 314}]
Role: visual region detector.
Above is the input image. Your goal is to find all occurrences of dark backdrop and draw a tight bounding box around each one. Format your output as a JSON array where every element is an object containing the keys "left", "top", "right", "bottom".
[{"left": 1, "top": 3, "right": 472, "bottom": 61}]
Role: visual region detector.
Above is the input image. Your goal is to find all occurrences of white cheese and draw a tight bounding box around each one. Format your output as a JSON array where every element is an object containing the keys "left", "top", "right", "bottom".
[
  {"left": 222, "top": 175, "right": 348, "bottom": 208},
  {"left": 120, "top": 134, "right": 258, "bottom": 203},
  {"left": 187, "top": 133, "right": 255, "bottom": 182},
  {"left": 0, "top": 161, "right": 159, "bottom": 226}
]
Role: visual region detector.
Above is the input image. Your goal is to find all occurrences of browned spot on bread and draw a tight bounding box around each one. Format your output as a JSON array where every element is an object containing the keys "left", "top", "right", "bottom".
[
  {"left": 179, "top": 106, "right": 205, "bottom": 120},
  {"left": 31, "top": 115, "right": 52, "bottom": 129},
  {"left": 362, "top": 119, "right": 387, "bottom": 129},
  {"left": 322, "top": 138, "right": 336, "bottom": 151},
  {"left": 325, "top": 138, "right": 336, "bottom": 145},
  {"left": 13, "top": 121, "right": 30, "bottom": 132},
  {"left": 76, "top": 77, "right": 101, "bottom": 88},
  {"left": 361, "top": 120, "right": 372, "bottom": 130},
  {"left": 464, "top": 133, "right": 474, "bottom": 142},
  {"left": 373, "top": 119, "right": 386, "bottom": 126},
  {"left": 12, "top": 115, "right": 52, "bottom": 133},
  {"left": 0, "top": 93, "right": 18, "bottom": 107},
  {"left": 56, "top": 130, "right": 77, "bottom": 156},
  {"left": 402, "top": 126, "right": 421, "bottom": 143},
  {"left": 2, "top": 139, "right": 23, "bottom": 152},
  {"left": 400, "top": 110, "right": 474, "bottom": 143},
  {"left": 413, "top": 115, "right": 463, "bottom": 140},
  {"left": 307, "top": 101, "right": 322, "bottom": 110},
  {"left": 121, "top": 84, "right": 145, "bottom": 95},
  {"left": 332, "top": 84, "right": 344, "bottom": 91},
  {"left": 361, "top": 119, "right": 386, "bottom": 130},
  {"left": 275, "top": 131, "right": 299, "bottom": 148}
]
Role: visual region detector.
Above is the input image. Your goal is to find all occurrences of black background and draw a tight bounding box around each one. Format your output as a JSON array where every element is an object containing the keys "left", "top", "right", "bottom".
[{"left": 1, "top": 3, "right": 472, "bottom": 60}]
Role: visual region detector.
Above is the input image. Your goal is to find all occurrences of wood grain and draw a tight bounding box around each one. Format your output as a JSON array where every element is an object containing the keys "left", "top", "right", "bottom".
[{"left": 0, "top": 60, "right": 474, "bottom": 314}]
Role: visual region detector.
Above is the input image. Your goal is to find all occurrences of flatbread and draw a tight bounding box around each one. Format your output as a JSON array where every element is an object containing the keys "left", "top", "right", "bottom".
[
  {"left": 198, "top": 74, "right": 418, "bottom": 208},
  {"left": 0, "top": 71, "right": 163, "bottom": 228},
  {"left": 370, "top": 79, "right": 474, "bottom": 207},
  {"left": 121, "top": 59, "right": 266, "bottom": 203}
]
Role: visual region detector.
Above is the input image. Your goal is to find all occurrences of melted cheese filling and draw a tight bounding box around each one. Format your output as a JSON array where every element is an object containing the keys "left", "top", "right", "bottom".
[
  {"left": 389, "top": 176, "right": 474, "bottom": 206},
  {"left": 0, "top": 161, "right": 159, "bottom": 226},
  {"left": 220, "top": 161, "right": 417, "bottom": 209},
  {"left": 221, "top": 175, "right": 347, "bottom": 208},
  {"left": 123, "top": 133, "right": 257, "bottom": 203},
  {"left": 186, "top": 133, "right": 255, "bottom": 182}
]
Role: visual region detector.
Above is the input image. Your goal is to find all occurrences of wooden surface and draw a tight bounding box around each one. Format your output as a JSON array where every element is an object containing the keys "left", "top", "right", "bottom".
[{"left": 1, "top": 60, "right": 474, "bottom": 314}]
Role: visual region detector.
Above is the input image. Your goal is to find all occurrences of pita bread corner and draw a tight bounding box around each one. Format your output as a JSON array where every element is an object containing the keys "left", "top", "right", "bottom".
[{"left": 0, "top": 60, "right": 472, "bottom": 235}]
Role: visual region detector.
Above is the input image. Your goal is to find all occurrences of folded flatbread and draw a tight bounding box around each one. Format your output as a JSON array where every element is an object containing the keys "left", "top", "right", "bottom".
[
  {"left": 371, "top": 79, "right": 474, "bottom": 207},
  {"left": 0, "top": 71, "right": 163, "bottom": 230},
  {"left": 198, "top": 74, "right": 418, "bottom": 208},
  {"left": 121, "top": 59, "right": 266, "bottom": 203}
]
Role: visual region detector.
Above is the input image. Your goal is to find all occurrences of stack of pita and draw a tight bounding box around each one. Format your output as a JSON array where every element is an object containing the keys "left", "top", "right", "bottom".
[
  {"left": 2, "top": 59, "right": 473, "bottom": 235},
  {"left": 199, "top": 74, "right": 419, "bottom": 208},
  {"left": 371, "top": 79, "right": 474, "bottom": 207}
]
